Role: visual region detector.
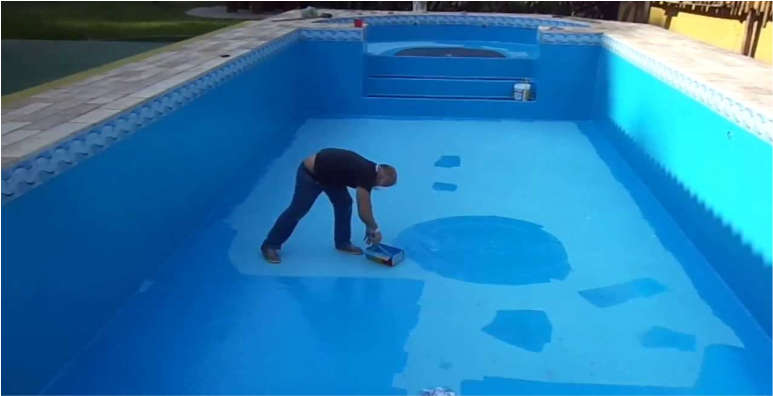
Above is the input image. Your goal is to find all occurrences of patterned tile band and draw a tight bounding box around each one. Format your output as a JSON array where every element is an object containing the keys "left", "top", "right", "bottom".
[
  {"left": 300, "top": 29, "right": 362, "bottom": 41},
  {"left": 319, "top": 14, "right": 588, "bottom": 28},
  {"left": 602, "top": 36, "right": 773, "bottom": 143},
  {"left": 540, "top": 32, "right": 603, "bottom": 45}
]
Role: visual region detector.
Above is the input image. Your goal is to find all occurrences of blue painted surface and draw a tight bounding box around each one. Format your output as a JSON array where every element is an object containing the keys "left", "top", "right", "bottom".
[
  {"left": 463, "top": 344, "right": 769, "bottom": 394},
  {"left": 537, "top": 44, "right": 599, "bottom": 119},
  {"left": 1, "top": 43, "right": 308, "bottom": 395},
  {"left": 366, "top": 55, "right": 536, "bottom": 79},
  {"left": 2, "top": 24, "right": 772, "bottom": 396},
  {"left": 363, "top": 31, "right": 539, "bottom": 100},
  {"left": 306, "top": 41, "right": 597, "bottom": 119},
  {"left": 483, "top": 310, "right": 553, "bottom": 352},
  {"left": 434, "top": 155, "right": 461, "bottom": 168},
  {"left": 302, "top": 40, "right": 364, "bottom": 116},
  {"left": 7, "top": 116, "right": 772, "bottom": 395},
  {"left": 641, "top": 326, "right": 697, "bottom": 352},
  {"left": 432, "top": 182, "right": 458, "bottom": 192},
  {"left": 579, "top": 278, "right": 668, "bottom": 308},
  {"left": 592, "top": 49, "right": 772, "bottom": 334},
  {"left": 367, "top": 40, "right": 537, "bottom": 58},
  {"left": 365, "top": 24, "right": 539, "bottom": 46},
  {"left": 366, "top": 76, "right": 524, "bottom": 99},
  {"left": 43, "top": 228, "right": 423, "bottom": 394},
  {"left": 397, "top": 216, "right": 570, "bottom": 285}
]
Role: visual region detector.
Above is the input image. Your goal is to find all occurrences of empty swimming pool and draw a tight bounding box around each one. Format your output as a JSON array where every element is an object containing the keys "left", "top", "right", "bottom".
[{"left": 3, "top": 14, "right": 771, "bottom": 395}]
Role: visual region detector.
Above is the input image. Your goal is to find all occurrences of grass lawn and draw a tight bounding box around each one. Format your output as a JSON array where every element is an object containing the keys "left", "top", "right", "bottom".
[{"left": 2, "top": 2, "right": 239, "bottom": 41}]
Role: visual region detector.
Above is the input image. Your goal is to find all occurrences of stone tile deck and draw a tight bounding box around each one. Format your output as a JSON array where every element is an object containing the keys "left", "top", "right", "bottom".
[{"left": 2, "top": 9, "right": 771, "bottom": 173}]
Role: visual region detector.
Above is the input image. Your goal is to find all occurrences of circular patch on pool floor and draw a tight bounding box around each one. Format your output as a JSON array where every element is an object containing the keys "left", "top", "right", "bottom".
[
  {"left": 395, "top": 47, "right": 506, "bottom": 58},
  {"left": 396, "top": 216, "right": 570, "bottom": 285}
]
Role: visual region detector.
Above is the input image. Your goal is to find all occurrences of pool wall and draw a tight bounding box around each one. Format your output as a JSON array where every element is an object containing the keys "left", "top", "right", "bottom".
[
  {"left": 2, "top": 20, "right": 771, "bottom": 395},
  {"left": 304, "top": 39, "right": 600, "bottom": 119},
  {"left": 1, "top": 42, "right": 307, "bottom": 395},
  {"left": 592, "top": 48, "right": 772, "bottom": 335},
  {"left": 365, "top": 24, "right": 539, "bottom": 45}
]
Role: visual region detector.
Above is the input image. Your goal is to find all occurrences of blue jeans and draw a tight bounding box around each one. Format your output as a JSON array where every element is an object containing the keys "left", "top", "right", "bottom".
[{"left": 263, "top": 163, "right": 353, "bottom": 249}]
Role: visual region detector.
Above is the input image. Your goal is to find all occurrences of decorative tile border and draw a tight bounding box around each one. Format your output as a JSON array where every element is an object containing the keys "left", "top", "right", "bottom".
[
  {"left": 320, "top": 14, "right": 588, "bottom": 28},
  {"left": 540, "top": 31, "right": 603, "bottom": 45},
  {"left": 299, "top": 29, "right": 363, "bottom": 41},
  {"left": 320, "top": 14, "right": 603, "bottom": 46},
  {"left": 602, "top": 36, "right": 773, "bottom": 143},
  {"left": 1, "top": 31, "right": 303, "bottom": 203}
]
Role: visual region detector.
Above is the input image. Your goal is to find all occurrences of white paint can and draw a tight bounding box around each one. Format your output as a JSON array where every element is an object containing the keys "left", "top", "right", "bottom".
[{"left": 513, "top": 82, "right": 531, "bottom": 101}]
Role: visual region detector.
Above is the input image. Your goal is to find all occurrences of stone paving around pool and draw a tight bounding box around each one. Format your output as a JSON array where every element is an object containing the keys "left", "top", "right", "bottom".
[{"left": 2, "top": 9, "right": 771, "bottom": 200}]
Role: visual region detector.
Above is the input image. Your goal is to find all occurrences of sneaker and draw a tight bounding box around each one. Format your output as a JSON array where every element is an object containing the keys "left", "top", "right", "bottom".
[
  {"left": 261, "top": 246, "right": 281, "bottom": 264},
  {"left": 336, "top": 243, "right": 364, "bottom": 255}
]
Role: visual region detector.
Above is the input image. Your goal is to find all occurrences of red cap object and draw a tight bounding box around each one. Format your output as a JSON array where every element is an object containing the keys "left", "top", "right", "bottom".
[{"left": 354, "top": 18, "right": 364, "bottom": 28}]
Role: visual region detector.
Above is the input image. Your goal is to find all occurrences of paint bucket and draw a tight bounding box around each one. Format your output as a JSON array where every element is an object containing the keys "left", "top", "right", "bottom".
[{"left": 513, "top": 82, "right": 531, "bottom": 101}]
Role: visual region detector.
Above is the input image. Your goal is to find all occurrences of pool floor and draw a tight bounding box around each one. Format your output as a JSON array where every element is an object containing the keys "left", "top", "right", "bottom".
[{"left": 44, "top": 117, "right": 772, "bottom": 395}]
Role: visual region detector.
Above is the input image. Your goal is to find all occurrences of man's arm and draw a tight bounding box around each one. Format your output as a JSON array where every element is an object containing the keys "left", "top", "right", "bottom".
[
  {"left": 356, "top": 187, "right": 378, "bottom": 229},
  {"left": 357, "top": 187, "right": 383, "bottom": 245}
]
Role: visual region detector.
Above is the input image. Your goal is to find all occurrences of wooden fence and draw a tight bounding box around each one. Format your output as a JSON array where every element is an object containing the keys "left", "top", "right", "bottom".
[
  {"left": 653, "top": 1, "right": 771, "bottom": 20},
  {"left": 651, "top": 1, "right": 772, "bottom": 57}
]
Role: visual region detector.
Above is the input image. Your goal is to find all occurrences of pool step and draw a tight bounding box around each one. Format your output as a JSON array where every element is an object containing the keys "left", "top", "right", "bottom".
[
  {"left": 365, "top": 76, "right": 533, "bottom": 100},
  {"left": 366, "top": 55, "right": 536, "bottom": 80}
]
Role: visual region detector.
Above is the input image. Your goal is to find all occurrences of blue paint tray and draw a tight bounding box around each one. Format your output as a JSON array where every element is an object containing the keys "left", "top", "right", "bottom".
[{"left": 365, "top": 244, "right": 405, "bottom": 267}]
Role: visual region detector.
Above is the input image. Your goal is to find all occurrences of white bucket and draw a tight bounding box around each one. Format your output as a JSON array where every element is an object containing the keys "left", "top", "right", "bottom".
[{"left": 513, "top": 82, "right": 531, "bottom": 101}]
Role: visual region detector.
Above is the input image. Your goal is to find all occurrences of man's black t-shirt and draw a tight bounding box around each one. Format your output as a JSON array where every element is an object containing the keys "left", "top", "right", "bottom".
[{"left": 313, "top": 148, "right": 377, "bottom": 190}]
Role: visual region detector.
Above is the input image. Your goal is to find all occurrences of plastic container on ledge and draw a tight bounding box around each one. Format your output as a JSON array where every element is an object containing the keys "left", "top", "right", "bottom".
[{"left": 513, "top": 82, "right": 532, "bottom": 101}]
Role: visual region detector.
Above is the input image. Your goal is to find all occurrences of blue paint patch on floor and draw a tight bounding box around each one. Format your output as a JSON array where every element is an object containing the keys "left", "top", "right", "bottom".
[
  {"left": 461, "top": 345, "right": 772, "bottom": 395},
  {"left": 43, "top": 222, "right": 424, "bottom": 395},
  {"left": 37, "top": 117, "right": 772, "bottom": 395},
  {"left": 483, "top": 310, "right": 552, "bottom": 352},
  {"left": 640, "top": 326, "right": 696, "bottom": 351},
  {"left": 434, "top": 155, "right": 461, "bottom": 168},
  {"left": 396, "top": 216, "right": 570, "bottom": 285},
  {"left": 462, "top": 376, "right": 687, "bottom": 395},
  {"left": 578, "top": 278, "right": 667, "bottom": 308},
  {"left": 432, "top": 182, "right": 458, "bottom": 192}
]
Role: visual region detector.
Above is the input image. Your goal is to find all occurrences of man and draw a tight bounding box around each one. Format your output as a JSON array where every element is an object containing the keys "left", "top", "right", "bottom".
[{"left": 261, "top": 148, "right": 398, "bottom": 264}]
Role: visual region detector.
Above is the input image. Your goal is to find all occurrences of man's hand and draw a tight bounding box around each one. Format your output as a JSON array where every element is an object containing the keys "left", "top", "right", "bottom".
[
  {"left": 365, "top": 227, "right": 383, "bottom": 246},
  {"left": 356, "top": 188, "right": 376, "bottom": 226}
]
